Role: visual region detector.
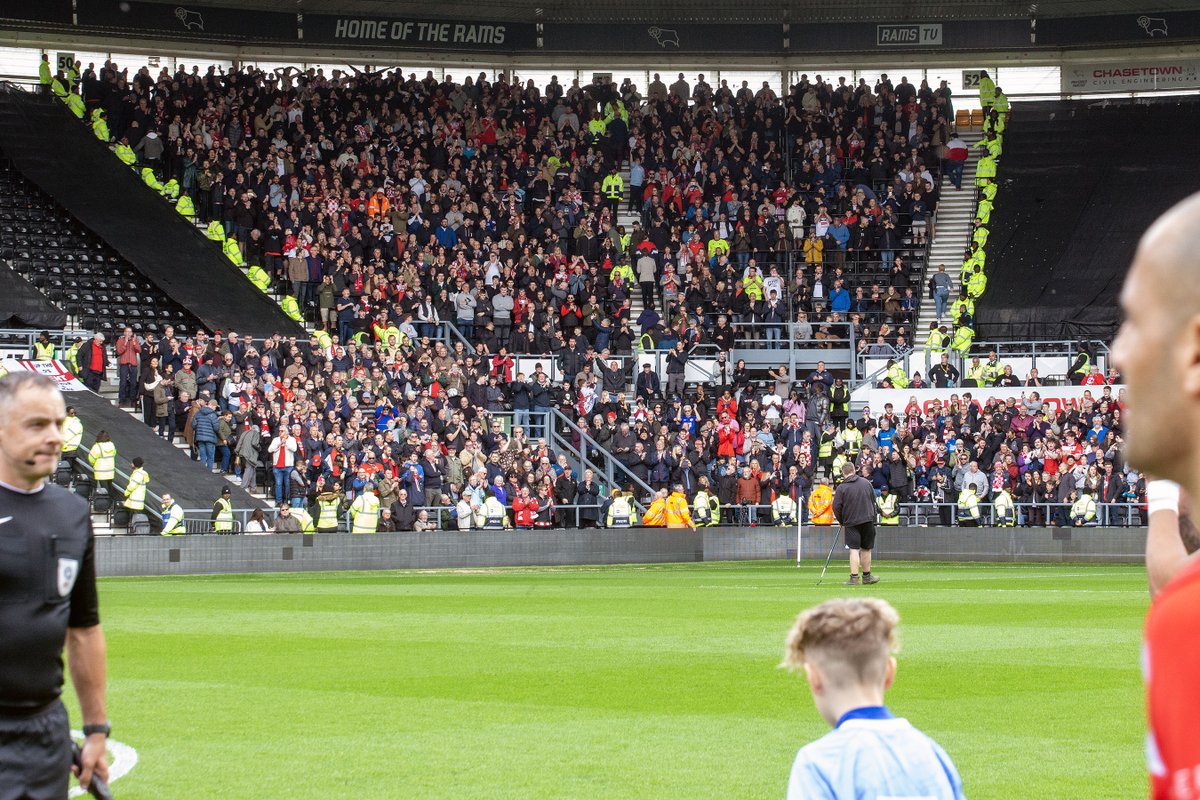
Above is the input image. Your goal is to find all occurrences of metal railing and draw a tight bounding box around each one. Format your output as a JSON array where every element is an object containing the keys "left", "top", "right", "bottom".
[
  {"left": 0, "top": 326, "right": 94, "bottom": 356},
  {"left": 879, "top": 500, "right": 1145, "bottom": 528},
  {"left": 90, "top": 494, "right": 1147, "bottom": 535},
  {"left": 549, "top": 408, "right": 654, "bottom": 505},
  {"left": 729, "top": 320, "right": 856, "bottom": 350},
  {"left": 412, "top": 502, "right": 614, "bottom": 530},
  {"left": 66, "top": 444, "right": 166, "bottom": 532},
  {"left": 854, "top": 337, "right": 1110, "bottom": 391}
]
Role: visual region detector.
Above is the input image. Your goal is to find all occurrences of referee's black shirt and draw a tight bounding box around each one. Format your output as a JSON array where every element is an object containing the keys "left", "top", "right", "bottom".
[{"left": 0, "top": 481, "right": 99, "bottom": 715}]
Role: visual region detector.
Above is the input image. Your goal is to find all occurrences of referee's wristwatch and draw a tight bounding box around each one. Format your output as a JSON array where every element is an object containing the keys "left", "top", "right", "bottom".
[{"left": 83, "top": 722, "right": 111, "bottom": 738}]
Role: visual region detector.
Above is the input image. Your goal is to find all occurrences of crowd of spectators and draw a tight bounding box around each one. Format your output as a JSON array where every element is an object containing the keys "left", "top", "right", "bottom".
[
  {"left": 48, "top": 61, "right": 1145, "bottom": 528},
  {"left": 76, "top": 62, "right": 947, "bottom": 354},
  {"left": 104, "top": 311, "right": 1142, "bottom": 529}
]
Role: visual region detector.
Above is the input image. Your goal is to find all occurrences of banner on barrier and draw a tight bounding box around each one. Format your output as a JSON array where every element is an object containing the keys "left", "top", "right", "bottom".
[
  {"left": 866, "top": 385, "right": 1125, "bottom": 417},
  {"left": 1, "top": 359, "right": 87, "bottom": 391},
  {"left": 1062, "top": 60, "right": 1200, "bottom": 92}
]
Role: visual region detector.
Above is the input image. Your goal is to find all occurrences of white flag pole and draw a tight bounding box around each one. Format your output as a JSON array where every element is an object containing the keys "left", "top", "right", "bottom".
[{"left": 796, "top": 513, "right": 803, "bottom": 568}]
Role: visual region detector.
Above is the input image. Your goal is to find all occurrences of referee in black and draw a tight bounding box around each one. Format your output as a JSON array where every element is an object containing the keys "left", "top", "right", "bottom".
[
  {"left": 0, "top": 372, "right": 109, "bottom": 798},
  {"left": 832, "top": 460, "right": 882, "bottom": 586}
]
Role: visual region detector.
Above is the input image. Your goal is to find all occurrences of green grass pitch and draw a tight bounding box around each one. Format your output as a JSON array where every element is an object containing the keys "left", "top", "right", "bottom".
[{"left": 69, "top": 561, "right": 1149, "bottom": 798}]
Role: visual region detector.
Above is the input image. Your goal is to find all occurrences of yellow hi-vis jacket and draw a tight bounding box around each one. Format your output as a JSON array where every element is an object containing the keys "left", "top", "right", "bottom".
[
  {"left": 957, "top": 490, "right": 980, "bottom": 520},
  {"left": 88, "top": 441, "right": 116, "bottom": 481},
  {"left": 223, "top": 238, "right": 245, "bottom": 266},
  {"left": 213, "top": 498, "right": 234, "bottom": 532},
  {"left": 123, "top": 466, "right": 149, "bottom": 511},
  {"left": 693, "top": 490, "right": 719, "bottom": 526},
  {"left": 316, "top": 494, "right": 343, "bottom": 530},
  {"left": 350, "top": 492, "right": 380, "bottom": 533},
  {"left": 175, "top": 195, "right": 196, "bottom": 219},
  {"left": 1071, "top": 493, "right": 1097, "bottom": 524},
  {"left": 877, "top": 493, "right": 899, "bottom": 524},
  {"left": 160, "top": 501, "right": 185, "bottom": 535},
  {"left": 772, "top": 494, "right": 797, "bottom": 525},
  {"left": 607, "top": 495, "right": 633, "bottom": 527},
  {"left": 61, "top": 416, "right": 83, "bottom": 452}
]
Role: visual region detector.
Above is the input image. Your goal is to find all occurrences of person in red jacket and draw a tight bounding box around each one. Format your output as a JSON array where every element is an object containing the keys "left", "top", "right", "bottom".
[
  {"left": 513, "top": 487, "right": 539, "bottom": 529},
  {"left": 736, "top": 465, "right": 762, "bottom": 525},
  {"left": 1081, "top": 365, "right": 1106, "bottom": 386},
  {"left": 716, "top": 415, "right": 743, "bottom": 459},
  {"left": 77, "top": 333, "right": 109, "bottom": 392}
]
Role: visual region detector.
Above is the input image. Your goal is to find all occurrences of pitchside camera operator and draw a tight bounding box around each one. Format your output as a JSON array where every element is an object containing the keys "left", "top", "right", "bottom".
[{"left": 0, "top": 372, "right": 109, "bottom": 798}]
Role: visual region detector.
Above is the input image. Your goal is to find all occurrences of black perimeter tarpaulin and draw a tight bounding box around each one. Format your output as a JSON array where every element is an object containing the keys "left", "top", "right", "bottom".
[
  {"left": 0, "top": 260, "right": 66, "bottom": 328},
  {"left": 62, "top": 384, "right": 267, "bottom": 510},
  {"left": 0, "top": 86, "right": 303, "bottom": 338},
  {"left": 977, "top": 98, "right": 1200, "bottom": 341}
]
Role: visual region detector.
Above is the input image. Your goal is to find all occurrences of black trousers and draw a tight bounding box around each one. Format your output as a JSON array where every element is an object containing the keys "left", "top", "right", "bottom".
[{"left": 0, "top": 701, "right": 71, "bottom": 800}]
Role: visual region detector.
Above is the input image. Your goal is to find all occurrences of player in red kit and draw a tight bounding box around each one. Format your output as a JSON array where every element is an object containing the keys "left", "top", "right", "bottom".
[{"left": 1113, "top": 191, "right": 1200, "bottom": 799}]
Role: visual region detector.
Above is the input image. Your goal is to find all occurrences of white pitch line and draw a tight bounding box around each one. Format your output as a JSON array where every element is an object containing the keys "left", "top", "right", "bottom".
[
  {"left": 68, "top": 731, "right": 137, "bottom": 798},
  {"left": 698, "top": 585, "right": 1143, "bottom": 595}
]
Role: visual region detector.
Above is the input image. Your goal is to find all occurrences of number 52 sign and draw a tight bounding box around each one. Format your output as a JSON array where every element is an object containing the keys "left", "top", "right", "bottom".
[{"left": 962, "top": 69, "right": 987, "bottom": 89}]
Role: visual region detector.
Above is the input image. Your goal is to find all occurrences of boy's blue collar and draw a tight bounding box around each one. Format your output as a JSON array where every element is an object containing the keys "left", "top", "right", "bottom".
[{"left": 835, "top": 705, "right": 894, "bottom": 728}]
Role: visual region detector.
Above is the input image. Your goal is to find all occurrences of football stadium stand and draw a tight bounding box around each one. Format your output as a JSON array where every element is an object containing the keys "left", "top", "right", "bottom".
[{"left": 0, "top": 61, "right": 1152, "bottom": 533}]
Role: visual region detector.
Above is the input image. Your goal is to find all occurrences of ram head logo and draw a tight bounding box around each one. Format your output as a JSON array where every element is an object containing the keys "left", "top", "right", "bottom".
[
  {"left": 1137, "top": 15, "right": 1168, "bottom": 36},
  {"left": 648, "top": 26, "right": 680, "bottom": 47},
  {"left": 175, "top": 7, "right": 206, "bottom": 31}
]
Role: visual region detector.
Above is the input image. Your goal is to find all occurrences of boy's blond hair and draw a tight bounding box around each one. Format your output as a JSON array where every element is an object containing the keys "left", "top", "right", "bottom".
[{"left": 782, "top": 598, "right": 900, "bottom": 688}]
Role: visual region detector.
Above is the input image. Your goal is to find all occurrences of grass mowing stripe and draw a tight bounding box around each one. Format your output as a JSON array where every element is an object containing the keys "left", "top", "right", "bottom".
[{"left": 73, "top": 561, "right": 1146, "bottom": 799}]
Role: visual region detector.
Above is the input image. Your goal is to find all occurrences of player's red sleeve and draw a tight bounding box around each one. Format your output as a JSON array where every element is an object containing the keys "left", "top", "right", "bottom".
[{"left": 1146, "top": 557, "right": 1200, "bottom": 798}]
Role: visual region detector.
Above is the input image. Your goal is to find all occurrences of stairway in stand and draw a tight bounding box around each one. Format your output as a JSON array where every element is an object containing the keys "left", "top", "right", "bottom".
[
  {"left": 100, "top": 374, "right": 272, "bottom": 506},
  {"left": 617, "top": 159, "right": 650, "bottom": 329},
  {"left": 916, "top": 132, "right": 982, "bottom": 331}
]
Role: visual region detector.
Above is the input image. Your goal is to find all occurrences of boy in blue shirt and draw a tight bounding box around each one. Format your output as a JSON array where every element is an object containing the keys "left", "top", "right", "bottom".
[{"left": 782, "top": 598, "right": 966, "bottom": 799}]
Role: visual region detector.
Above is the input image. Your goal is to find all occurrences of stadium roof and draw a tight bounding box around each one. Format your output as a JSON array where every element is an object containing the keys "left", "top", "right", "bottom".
[{"left": 139, "top": 0, "right": 1200, "bottom": 24}]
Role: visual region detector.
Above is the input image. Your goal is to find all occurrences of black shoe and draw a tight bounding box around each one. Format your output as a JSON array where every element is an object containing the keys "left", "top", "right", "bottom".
[
  {"left": 862, "top": 574, "right": 880, "bottom": 585},
  {"left": 844, "top": 575, "right": 860, "bottom": 586}
]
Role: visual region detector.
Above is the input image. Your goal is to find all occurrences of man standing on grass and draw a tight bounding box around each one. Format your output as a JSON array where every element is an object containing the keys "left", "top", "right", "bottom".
[
  {"left": 782, "top": 597, "right": 965, "bottom": 799},
  {"left": 832, "top": 461, "right": 880, "bottom": 585},
  {"left": 0, "top": 373, "right": 109, "bottom": 798},
  {"left": 1112, "top": 190, "right": 1200, "bottom": 799}
]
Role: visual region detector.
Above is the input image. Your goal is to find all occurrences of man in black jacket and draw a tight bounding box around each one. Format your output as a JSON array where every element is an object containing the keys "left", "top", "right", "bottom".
[
  {"left": 665, "top": 342, "right": 688, "bottom": 400},
  {"left": 390, "top": 490, "right": 417, "bottom": 531},
  {"left": 929, "top": 353, "right": 960, "bottom": 388},
  {"left": 635, "top": 363, "right": 661, "bottom": 403},
  {"left": 832, "top": 461, "right": 881, "bottom": 586}
]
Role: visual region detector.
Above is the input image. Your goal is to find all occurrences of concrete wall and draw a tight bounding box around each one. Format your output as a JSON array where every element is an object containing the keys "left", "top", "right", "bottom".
[
  {"left": 94, "top": 525, "right": 1146, "bottom": 577},
  {"left": 96, "top": 528, "right": 704, "bottom": 577},
  {"left": 799, "top": 525, "right": 1146, "bottom": 564}
]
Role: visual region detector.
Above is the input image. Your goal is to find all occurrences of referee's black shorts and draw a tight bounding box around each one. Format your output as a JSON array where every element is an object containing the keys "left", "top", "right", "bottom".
[
  {"left": 844, "top": 521, "right": 878, "bottom": 551},
  {"left": 0, "top": 700, "right": 71, "bottom": 800}
]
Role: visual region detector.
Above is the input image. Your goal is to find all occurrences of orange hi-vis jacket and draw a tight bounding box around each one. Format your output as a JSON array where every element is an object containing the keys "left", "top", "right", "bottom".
[
  {"left": 367, "top": 192, "right": 391, "bottom": 219},
  {"left": 808, "top": 484, "right": 835, "bottom": 524},
  {"left": 665, "top": 492, "right": 694, "bottom": 528},
  {"left": 642, "top": 496, "right": 667, "bottom": 527}
]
